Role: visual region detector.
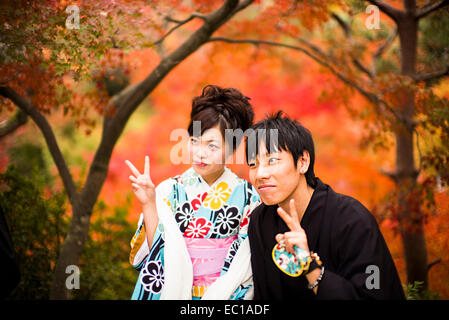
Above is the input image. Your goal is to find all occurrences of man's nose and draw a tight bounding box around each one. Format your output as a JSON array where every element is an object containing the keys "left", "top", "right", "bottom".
[{"left": 255, "top": 164, "right": 270, "bottom": 180}]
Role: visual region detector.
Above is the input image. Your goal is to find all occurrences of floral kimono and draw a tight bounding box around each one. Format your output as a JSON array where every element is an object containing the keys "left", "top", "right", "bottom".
[{"left": 129, "top": 166, "right": 261, "bottom": 300}]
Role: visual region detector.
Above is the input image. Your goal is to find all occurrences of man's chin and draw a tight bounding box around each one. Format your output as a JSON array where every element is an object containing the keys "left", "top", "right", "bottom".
[{"left": 261, "top": 198, "right": 279, "bottom": 206}]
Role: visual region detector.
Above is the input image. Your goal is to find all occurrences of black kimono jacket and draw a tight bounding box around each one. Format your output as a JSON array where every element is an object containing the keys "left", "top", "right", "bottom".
[{"left": 248, "top": 178, "right": 405, "bottom": 300}]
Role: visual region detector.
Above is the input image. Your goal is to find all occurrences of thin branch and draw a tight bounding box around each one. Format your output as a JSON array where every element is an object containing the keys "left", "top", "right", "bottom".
[
  {"left": 366, "top": 0, "right": 403, "bottom": 22},
  {"left": 416, "top": 0, "right": 449, "bottom": 20},
  {"left": 233, "top": 0, "right": 254, "bottom": 13},
  {"left": 207, "top": 37, "right": 408, "bottom": 129},
  {"left": 412, "top": 66, "right": 449, "bottom": 82},
  {"left": 0, "top": 86, "right": 78, "bottom": 203},
  {"left": 107, "top": 0, "right": 241, "bottom": 135},
  {"left": 427, "top": 258, "right": 442, "bottom": 271},
  {"left": 331, "top": 12, "right": 374, "bottom": 79},
  {"left": 373, "top": 26, "right": 398, "bottom": 59},
  {"left": 154, "top": 12, "right": 207, "bottom": 46},
  {"left": 0, "top": 109, "right": 28, "bottom": 138}
]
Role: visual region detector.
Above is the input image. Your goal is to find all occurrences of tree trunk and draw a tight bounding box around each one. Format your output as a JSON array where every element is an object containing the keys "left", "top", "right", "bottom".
[
  {"left": 396, "top": 2, "right": 428, "bottom": 289},
  {"left": 48, "top": 0, "right": 243, "bottom": 300}
]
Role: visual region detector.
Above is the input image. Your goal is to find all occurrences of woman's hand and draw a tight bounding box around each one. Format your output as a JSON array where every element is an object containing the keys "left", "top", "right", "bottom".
[
  {"left": 276, "top": 198, "right": 310, "bottom": 255},
  {"left": 125, "top": 156, "right": 156, "bottom": 206}
]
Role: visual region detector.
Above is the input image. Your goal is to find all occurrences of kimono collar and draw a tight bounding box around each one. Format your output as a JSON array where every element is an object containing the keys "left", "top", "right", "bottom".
[{"left": 181, "top": 166, "right": 238, "bottom": 201}]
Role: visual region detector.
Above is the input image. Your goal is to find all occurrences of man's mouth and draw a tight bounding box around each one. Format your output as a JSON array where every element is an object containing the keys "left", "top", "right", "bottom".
[{"left": 258, "top": 184, "right": 276, "bottom": 190}]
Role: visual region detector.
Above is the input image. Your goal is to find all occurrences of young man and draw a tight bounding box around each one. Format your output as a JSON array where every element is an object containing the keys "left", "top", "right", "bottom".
[{"left": 246, "top": 111, "right": 405, "bottom": 300}]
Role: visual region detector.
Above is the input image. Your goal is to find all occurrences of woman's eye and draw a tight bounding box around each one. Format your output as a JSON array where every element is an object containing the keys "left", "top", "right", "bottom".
[
  {"left": 248, "top": 162, "right": 256, "bottom": 168},
  {"left": 190, "top": 138, "right": 199, "bottom": 144},
  {"left": 268, "top": 158, "right": 278, "bottom": 164},
  {"left": 209, "top": 144, "right": 219, "bottom": 150}
]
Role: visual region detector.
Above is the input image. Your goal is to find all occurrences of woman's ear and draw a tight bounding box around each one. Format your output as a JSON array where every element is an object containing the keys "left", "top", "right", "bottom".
[{"left": 297, "top": 151, "right": 311, "bottom": 174}]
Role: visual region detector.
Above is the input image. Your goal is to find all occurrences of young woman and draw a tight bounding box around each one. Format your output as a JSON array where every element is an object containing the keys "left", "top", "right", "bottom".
[{"left": 126, "top": 85, "right": 261, "bottom": 300}]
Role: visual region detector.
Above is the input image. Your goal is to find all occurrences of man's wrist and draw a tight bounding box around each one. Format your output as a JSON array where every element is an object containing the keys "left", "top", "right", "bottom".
[{"left": 305, "top": 267, "right": 321, "bottom": 284}]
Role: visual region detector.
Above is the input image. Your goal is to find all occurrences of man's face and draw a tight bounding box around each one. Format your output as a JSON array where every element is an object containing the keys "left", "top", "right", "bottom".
[{"left": 248, "top": 141, "right": 301, "bottom": 206}]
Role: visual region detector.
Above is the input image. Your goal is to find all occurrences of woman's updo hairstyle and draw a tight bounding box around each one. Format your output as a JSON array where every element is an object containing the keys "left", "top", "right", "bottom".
[{"left": 187, "top": 84, "right": 254, "bottom": 155}]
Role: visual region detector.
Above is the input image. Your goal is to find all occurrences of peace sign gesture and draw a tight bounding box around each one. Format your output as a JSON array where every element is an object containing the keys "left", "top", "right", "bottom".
[
  {"left": 276, "top": 198, "right": 310, "bottom": 255},
  {"left": 125, "top": 156, "right": 156, "bottom": 206}
]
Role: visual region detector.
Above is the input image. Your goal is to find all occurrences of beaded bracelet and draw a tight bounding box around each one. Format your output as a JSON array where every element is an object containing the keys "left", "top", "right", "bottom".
[{"left": 307, "top": 266, "right": 325, "bottom": 290}]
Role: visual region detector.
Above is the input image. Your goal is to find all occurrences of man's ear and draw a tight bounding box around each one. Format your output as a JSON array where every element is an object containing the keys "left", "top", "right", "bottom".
[{"left": 297, "top": 151, "right": 311, "bottom": 174}]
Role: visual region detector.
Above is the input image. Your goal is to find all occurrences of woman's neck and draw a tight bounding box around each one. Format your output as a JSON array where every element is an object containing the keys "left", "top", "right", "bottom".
[{"left": 201, "top": 167, "right": 225, "bottom": 186}]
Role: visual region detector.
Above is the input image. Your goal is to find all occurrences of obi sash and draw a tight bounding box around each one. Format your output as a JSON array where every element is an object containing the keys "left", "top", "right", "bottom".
[{"left": 184, "top": 235, "right": 237, "bottom": 277}]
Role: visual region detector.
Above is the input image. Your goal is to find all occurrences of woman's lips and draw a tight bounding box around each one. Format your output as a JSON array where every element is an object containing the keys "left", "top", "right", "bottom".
[{"left": 194, "top": 162, "right": 208, "bottom": 167}]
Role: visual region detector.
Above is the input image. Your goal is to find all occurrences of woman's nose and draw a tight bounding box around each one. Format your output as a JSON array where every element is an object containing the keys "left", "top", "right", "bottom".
[{"left": 195, "top": 145, "right": 208, "bottom": 159}]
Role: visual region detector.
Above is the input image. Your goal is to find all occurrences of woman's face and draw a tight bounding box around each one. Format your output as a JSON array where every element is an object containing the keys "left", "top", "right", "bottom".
[{"left": 188, "top": 125, "right": 228, "bottom": 184}]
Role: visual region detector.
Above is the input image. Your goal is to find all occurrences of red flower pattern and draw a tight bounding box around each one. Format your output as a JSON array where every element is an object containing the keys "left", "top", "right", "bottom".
[{"left": 184, "top": 217, "right": 212, "bottom": 238}]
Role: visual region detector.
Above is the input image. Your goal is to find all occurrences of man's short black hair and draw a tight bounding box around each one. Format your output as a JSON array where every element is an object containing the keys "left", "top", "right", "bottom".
[{"left": 245, "top": 110, "right": 317, "bottom": 188}]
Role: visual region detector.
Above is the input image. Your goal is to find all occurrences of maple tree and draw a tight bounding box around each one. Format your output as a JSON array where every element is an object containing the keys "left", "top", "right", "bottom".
[
  {"left": 205, "top": 0, "right": 449, "bottom": 291},
  {"left": 0, "top": 0, "right": 258, "bottom": 299},
  {"left": 1, "top": 0, "right": 448, "bottom": 300}
]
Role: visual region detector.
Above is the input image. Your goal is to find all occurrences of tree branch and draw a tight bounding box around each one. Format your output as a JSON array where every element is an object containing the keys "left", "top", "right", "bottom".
[
  {"left": 207, "top": 37, "right": 408, "bottom": 129},
  {"left": 373, "top": 26, "right": 398, "bottom": 58},
  {"left": 107, "top": 0, "right": 242, "bottom": 136},
  {"left": 0, "top": 86, "right": 78, "bottom": 203},
  {"left": 427, "top": 258, "right": 441, "bottom": 271},
  {"left": 331, "top": 12, "right": 375, "bottom": 79},
  {"left": 154, "top": 12, "right": 207, "bottom": 46},
  {"left": 366, "top": 0, "right": 403, "bottom": 22},
  {"left": 412, "top": 66, "right": 449, "bottom": 82},
  {"left": 0, "top": 109, "right": 28, "bottom": 138},
  {"left": 416, "top": 0, "right": 449, "bottom": 20}
]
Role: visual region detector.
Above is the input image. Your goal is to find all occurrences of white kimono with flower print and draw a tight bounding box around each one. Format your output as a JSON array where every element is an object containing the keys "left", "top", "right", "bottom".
[{"left": 129, "top": 166, "right": 261, "bottom": 300}]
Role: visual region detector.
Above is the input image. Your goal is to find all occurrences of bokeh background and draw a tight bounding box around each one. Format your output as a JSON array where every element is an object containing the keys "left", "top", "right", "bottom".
[{"left": 1, "top": 0, "right": 448, "bottom": 299}]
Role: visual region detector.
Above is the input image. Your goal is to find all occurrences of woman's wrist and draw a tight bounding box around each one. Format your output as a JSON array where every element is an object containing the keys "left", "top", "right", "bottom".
[{"left": 142, "top": 200, "right": 156, "bottom": 210}]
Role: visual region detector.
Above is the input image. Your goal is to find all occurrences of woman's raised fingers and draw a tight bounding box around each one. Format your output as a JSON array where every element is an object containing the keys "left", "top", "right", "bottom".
[
  {"left": 125, "top": 160, "right": 141, "bottom": 177},
  {"left": 144, "top": 156, "right": 150, "bottom": 177}
]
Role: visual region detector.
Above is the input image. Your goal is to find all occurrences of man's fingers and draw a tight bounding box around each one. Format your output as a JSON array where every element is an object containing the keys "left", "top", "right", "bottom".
[
  {"left": 275, "top": 233, "right": 284, "bottom": 243},
  {"left": 277, "top": 207, "right": 294, "bottom": 231},
  {"left": 277, "top": 205, "right": 301, "bottom": 232},
  {"left": 288, "top": 199, "right": 301, "bottom": 230},
  {"left": 125, "top": 160, "right": 141, "bottom": 177}
]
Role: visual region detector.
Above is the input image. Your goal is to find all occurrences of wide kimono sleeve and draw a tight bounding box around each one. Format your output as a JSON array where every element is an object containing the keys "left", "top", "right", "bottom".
[
  {"left": 129, "top": 179, "right": 177, "bottom": 300},
  {"left": 228, "top": 182, "right": 261, "bottom": 300},
  {"left": 129, "top": 179, "right": 176, "bottom": 270},
  {"left": 316, "top": 197, "right": 405, "bottom": 300}
]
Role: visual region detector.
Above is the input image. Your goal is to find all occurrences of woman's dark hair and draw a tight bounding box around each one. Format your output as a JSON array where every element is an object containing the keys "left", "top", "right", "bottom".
[
  {"left": 187, "top": 85, "right": 254, "bottom": 154},
  {"left": 245, "top": 111, "right": 317, "bottom": 188}
]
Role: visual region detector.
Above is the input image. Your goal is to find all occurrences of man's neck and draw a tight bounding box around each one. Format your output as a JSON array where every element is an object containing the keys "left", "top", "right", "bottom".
[{"left": 279, "top": 180, "right": 315, "bottom": 223}]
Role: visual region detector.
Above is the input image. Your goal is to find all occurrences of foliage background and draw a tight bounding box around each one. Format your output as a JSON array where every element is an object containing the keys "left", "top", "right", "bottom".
[{"left": 0, "top": 0, "right": 448, "bottom": 299}]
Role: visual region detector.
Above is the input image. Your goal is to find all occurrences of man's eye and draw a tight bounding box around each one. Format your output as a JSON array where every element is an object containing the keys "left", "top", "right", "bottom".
[
  {"left": 190, "top": 138, "right": 199, "bottom": 144},
  {"left": 248, "top": 162, "right": 256, "bottom": 168}
]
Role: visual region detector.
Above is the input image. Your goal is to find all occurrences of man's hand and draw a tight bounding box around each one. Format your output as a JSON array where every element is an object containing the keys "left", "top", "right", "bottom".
[{"left": 276, "top": 198, "right": 310, "bottom": 255}]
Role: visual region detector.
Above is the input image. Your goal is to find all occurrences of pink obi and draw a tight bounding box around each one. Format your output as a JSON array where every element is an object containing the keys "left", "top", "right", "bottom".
[{"left": 184, "top": 235, "right": 237, "bottom": 285}]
